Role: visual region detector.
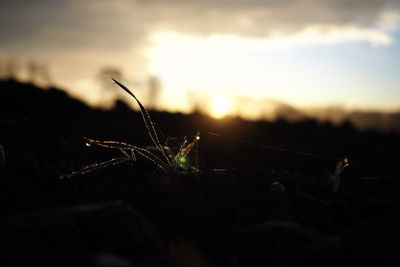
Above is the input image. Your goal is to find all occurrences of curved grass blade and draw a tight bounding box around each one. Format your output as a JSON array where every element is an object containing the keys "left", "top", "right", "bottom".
[
  {"left": 84, "top": 137, "right": 136, "bottom": 150},
  {"left": 112, "top": 78, "right": 172, "bottom": 167},
  {"left": 119, "top": 148, "right": 136, "bottom": 161},
  {"left": 173, "top": 133, "right": 200, "bottom": 171},
  {"left": 330, "top": 157, "right": 349, "bottom": 192},
  {"left": 174, "top": 136, "right": 187, "bottom": 168},
  {"left": 61, "top": 157, "right": 129, "bottom": 179},
  {"left": 130, "top": 149, "right": 137, "bottom": 161},
  {"left": 84, "top": 137, "right": 172, "bottom": 174},
  {"left": 335, "top": 157, "right": 349, "bottom": 176},
  {"left": 133, "top": 146, "right": 173, "bottom": 174},
  {"left": 180, "top": 132, "right": 200, "bottom": 158}
]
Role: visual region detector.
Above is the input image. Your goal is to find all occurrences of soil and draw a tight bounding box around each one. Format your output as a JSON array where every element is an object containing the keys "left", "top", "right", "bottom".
[{"left": 1, "top": 80, "right": 400, "bottom": 267}]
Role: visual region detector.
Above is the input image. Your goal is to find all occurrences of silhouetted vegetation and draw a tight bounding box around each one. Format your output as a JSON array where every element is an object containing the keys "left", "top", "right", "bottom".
[{"left": 1, "top": 80, "right": 400, "bottom": 266}]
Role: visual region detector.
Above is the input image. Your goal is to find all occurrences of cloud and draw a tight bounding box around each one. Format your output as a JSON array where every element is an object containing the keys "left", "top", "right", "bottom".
[
  {"left": 0, "top": 0, "right": 399, "bottom": 98},
  {"left": 1, "top": 0, "right": 400, "bottom": 52},
  {"left": 131, "top": 0, "right": 400, "bottom": 36}
]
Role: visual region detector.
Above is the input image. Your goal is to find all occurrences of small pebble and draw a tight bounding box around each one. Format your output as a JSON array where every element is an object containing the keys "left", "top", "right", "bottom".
[{"left": 269, "top": 181, "right": 285, "bottom": 193}]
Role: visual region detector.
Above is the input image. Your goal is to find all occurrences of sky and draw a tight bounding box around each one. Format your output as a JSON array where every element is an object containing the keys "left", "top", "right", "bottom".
[{"left": 1, "top": 0, "right": 400, "bottom": 119}]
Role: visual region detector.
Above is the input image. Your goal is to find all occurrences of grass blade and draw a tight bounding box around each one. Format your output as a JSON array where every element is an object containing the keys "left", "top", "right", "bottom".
[
  {"left": 84, "top": 137, "right": 172, "bottom": 174},
  {"left": 112, "top": 78, "right": 171, "bottom": 167},
  {"left": 133, "top": 146, "right": 173, "bottom": 174},
  {"left": 180, "top": 132, "right": 200, "bottom": 158},
  {"left": 84, "top": 137, "right": 136, "bottom": 150},
  {"left": 61, "top": 157, "right": 129, "bottom": 179}
]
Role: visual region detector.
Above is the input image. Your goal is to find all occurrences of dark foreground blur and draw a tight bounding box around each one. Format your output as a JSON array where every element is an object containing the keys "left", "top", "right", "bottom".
[{"left": 1, "top": 80, "right": 400, "bottom": 267}]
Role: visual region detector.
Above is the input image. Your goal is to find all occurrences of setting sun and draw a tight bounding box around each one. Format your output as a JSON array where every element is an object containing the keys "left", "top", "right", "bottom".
[{"left": 211, "top": 95, "right": 232, "bottom": 119}]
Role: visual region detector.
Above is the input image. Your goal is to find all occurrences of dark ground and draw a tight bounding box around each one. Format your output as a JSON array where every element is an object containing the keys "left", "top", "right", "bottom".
[{"left": 1, "top": 80, "right": 400, "bottom": 267}]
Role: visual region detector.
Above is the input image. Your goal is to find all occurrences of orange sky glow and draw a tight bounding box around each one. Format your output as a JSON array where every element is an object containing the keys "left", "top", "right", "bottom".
[{"left": 1, "top": 0, "right": 400, "bottom": 120}]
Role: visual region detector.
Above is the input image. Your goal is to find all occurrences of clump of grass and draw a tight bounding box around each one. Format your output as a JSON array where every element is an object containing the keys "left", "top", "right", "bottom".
[
  {"left": 328, "top": 157, "right": 349, "bottom": 192},
  {"left": 62, "top": 79, "right": 200, "bottom": 179}
]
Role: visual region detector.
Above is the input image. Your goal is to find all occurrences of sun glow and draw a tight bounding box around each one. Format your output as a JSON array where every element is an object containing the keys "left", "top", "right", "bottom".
[
  {"left": 211, "top": 95, "right": 232, "bottom": 119},
  {"left": 144, "top": 30, "right": 400, "bottom": 115}
]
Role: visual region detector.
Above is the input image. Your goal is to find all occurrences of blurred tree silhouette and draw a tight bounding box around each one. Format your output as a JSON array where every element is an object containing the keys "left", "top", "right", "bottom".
[
  {"left": 0, "top": 58, "right": 51, "bottom": 87},
  {"left": 27, "top": 61, "right": 51, "bottom": 87},
  {"left": 97, "top": 68, "right": 162, "bottom": 109},
  {"left": 97, "top": 66, "right": 124, "bottom": 106},
  {"left": 0, "top": 58, "right": 20, "bottom": 80},
  {"left": 97, "top": 66, "right": 123, "bottom": 90},
  {"left": 187, "top": 91, "right": 205, "bottom": 114}
]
